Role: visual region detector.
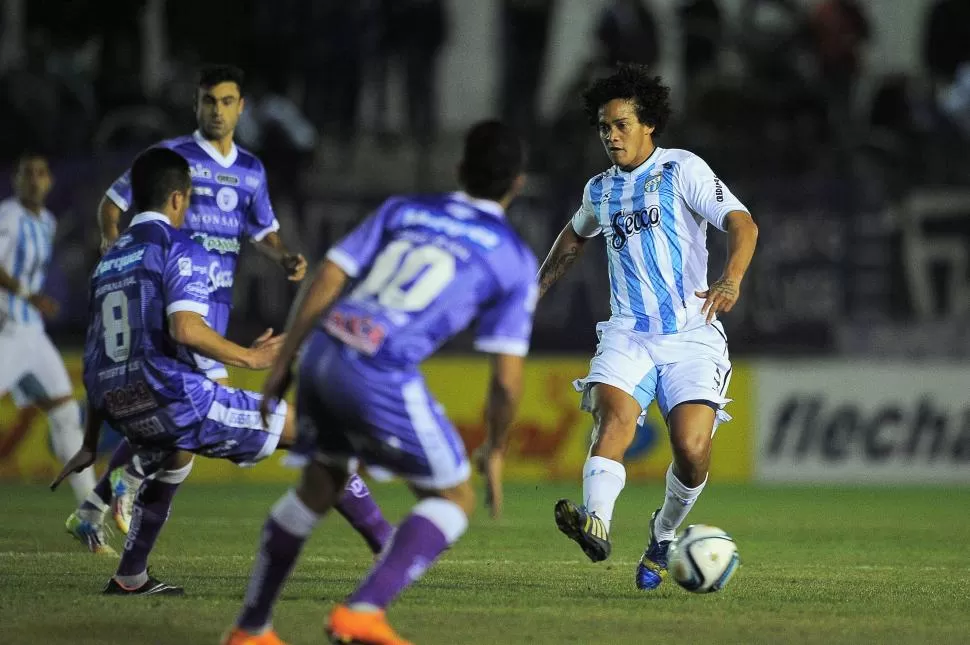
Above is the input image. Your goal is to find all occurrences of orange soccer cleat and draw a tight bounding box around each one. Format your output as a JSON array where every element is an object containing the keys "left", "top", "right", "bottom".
[
  {"left": 326, "top": 604, "right": 413, "bottom": 645},
  {"left": 220, "top": 626, "right": 289, "bottom": 645}
]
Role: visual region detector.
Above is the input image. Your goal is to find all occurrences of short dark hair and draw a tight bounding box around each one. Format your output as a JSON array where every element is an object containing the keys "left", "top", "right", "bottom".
[
  {"left": 130, "top": 148, "right": 191, "bottom": 213},
  {"left": 458, "top": 120, "right": 524, "bottom": 201},
  {"left": 197, "top": 64, "right": 245, "bottom": 95},
  {"left": 582, "top": 63, "right": 672, "bottom": 136},
  {"left": 15, "top": 151, "right": 48, "bottom": 170}
]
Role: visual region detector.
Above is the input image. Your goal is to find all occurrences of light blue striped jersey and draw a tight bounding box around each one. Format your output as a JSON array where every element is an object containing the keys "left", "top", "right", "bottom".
[
  {"left": 571, "top": 147, "right": 748, "bottom": 334},
  {"left": 0, "top": 197, "right": 56, "bottom": 326}
]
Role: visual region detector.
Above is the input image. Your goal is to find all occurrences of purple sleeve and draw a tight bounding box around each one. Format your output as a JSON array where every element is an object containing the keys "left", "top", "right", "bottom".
[
  {"left": 105, "top": 169, "right": 133, "bottom": 212},
  {"left": 474, "top": 272, "right": 538, "bottom": 357},
  {"left": 324, "top": 199, "right": 398, "bottom": 278},
  {"left": 245, "top": 167, "right": 280, "bottom": 241},
  {"left": 162, "top": 239, "right": 211, "bottom": 318}
]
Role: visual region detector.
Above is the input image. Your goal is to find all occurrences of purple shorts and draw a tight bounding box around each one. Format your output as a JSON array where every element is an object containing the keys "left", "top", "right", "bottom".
[
  {"left": 113, "top": 380, "right": 287, "bottom": 475},
  {"left": 292, "top": 331, "right": 470, "bottom": 489}
]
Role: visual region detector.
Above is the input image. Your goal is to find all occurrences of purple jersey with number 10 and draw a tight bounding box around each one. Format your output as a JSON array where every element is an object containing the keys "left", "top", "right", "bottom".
[
  {"left": 292, "top": 192, "right": 538, "bottom": 487},
  {"left": 322, "top": 192, "right": 538, "bottom": 367}
]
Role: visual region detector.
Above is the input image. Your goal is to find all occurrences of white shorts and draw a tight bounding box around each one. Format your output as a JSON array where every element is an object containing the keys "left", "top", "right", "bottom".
[
  {"left": 0, "top": 323, "right": 74, "bottom": 407},
  {"left": 574, "top": 319, "right": 733, "bottom": 428}
]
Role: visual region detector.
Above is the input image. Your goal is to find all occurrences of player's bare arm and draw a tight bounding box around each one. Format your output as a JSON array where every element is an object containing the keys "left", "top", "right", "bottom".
[
  {"left": 473, "top": 352, "right": 525, "bottom": 519},
  {"left": 537, "top": 222, "right": 588, "bottom": 300},
  {"left": 98, "top": 195, "right": 123, "bottom": 255},
  {"left": 50, "top": 403, "right": 104, "bottom": 490},
  {"left": 168, "top": 310, "right": 284, "bottom": 370},
  {"left": 252, "top": 231, "right": 308, "bottom": 281},
  {"left": 695, "top": 210, "right": 759, "bottom": 323},
  {"left": 259, "top": 259, "right": 348, "bottom": 424}
]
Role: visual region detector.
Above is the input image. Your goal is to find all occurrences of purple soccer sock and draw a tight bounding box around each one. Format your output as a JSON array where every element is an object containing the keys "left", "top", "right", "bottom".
[
  {"left": 82, "top": 439, "right": 135, "bottom": 510},
  {"left": 335, "top": 474, "right": 394, "bottom": 554},
  {"left": 347, "top": 498, "right": 467, "bottom": 609},
  {"left": 116, "top": 476, "right": 181, "bottom": 577},
  {"left": 238, "top": 491, "right": 319, "bottom": 632}
]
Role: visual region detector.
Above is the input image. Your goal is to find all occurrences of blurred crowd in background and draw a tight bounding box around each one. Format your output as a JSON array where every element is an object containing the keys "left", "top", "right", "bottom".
[{"left": 1, "top": 0, "right": 969, "bottom": 357}]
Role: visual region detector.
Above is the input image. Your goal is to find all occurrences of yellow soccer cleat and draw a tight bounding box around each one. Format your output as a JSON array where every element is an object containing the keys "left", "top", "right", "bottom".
[{"left": 65, "top": 511, "right": 117, "bottom": 556}]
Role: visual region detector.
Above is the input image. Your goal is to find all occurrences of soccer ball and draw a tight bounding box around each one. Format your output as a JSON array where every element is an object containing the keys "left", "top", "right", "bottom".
[{"left": 667, "top": 524, "right": 740, "bottom": 593}]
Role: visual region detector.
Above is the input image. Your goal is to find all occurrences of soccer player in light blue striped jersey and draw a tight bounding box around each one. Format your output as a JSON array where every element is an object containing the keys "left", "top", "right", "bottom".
[
  {"left": 0, "top": 154, "right": 97, "bottom": 506},
  {"left": 536, "top": 64, "right": 759, "bottom": 590}
]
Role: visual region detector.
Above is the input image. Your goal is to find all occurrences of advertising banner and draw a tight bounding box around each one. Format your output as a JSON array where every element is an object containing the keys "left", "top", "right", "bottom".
[
  {"left": 1, "top": 354, "right": 754, "bottom": 484},
  {"left": 755, "top": 362, "right": 970, "bottom": 483}
]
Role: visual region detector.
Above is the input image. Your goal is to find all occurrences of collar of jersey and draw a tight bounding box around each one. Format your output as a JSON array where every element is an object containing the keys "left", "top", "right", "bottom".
[
  {"left": 612, "top": 146, "right": 662, "bottom": 179},
  {"left": 193, "top": 130, "right": 238, "bottom": 168},
  {"left": 130, "top": 211, "right": 172, "bottom": 227},
  {"left": 451, "top": 191, "right": 504, "bottom": 218}
]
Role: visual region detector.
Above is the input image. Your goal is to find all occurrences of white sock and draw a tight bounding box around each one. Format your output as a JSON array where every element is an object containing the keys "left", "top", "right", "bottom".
[
  {"left": 582, "top": 456, "right": 626, "bottom": 533},
  {"left": 654, "top": 464, "right": 707, "bottom": 542},
  {"left": 48, "top": 400, "right": 96, "bottom": 504},
  {"left": 411, "top": 497, "right": 469, "bottom": 544},
  {"left": 270, "top": 489, "right": 321, "bottom": 537}
]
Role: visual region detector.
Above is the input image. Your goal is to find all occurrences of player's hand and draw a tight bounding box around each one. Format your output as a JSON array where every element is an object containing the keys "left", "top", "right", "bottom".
[
  {"left": 474, "top": 443, "right": 504, "bottom": 520},
  {"left": 99, "top": 234, "right": 118, "bottom": 256},
  {"left": 695, "top": 276, "right": 740, "bottom": 324},
  {"left": 28, "top": 293, "right": 59, "bottom": 319},
  {"left": 248, "top": 328, "right": 286, "bottom": 370},
  {"left": 260, "top": 365, "right": 293, "bottom": 428},
  {"left": 281, "top": 253, "right": 308, "bottom": 282},
  {"left": 50, "top": 447, "right": 97, "bottom": 491}
]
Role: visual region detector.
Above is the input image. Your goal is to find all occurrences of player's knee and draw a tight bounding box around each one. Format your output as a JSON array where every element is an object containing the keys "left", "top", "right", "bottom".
[
  {"left": 155, "top": 458, "right": 194, "bottom": 485},
  {"left": 422, "top": 481, "right": 475, "bottom": 517},
  {"left": 296, "top": 460, "right": 346, "bottom": 514},
  {"left": 671, "top": 433, "right": 711, "bottom": 480}
]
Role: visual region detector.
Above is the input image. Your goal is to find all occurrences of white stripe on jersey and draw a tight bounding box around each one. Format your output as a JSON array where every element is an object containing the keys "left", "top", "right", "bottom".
[
  {"left": 0, "top": 197, "right": 55, "bottom": 326},
  {"left": 571, "top": 147, "right": 749, "bottom": 335}
]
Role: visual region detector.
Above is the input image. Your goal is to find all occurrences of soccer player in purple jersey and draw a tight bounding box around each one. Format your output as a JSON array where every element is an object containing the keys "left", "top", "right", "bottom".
[
  {"left": 67, "top": 65, "right": 392, "bottom": 559},
  {"left": 52, "top": 148, "right": 296, "bottom": 595},
  {"left": 223, "top": 121, "right": 537, "bottom": 645}
]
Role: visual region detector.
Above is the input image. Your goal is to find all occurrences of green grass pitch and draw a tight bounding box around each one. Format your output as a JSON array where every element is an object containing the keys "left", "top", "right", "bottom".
[{"left": 1, "top": 481, "right": 969, "bottom": 645}]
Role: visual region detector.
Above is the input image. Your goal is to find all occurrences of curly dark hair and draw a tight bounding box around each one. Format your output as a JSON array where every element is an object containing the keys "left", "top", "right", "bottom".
[{"left": 581, "top": 63, "right": 672, "bottom": 136}]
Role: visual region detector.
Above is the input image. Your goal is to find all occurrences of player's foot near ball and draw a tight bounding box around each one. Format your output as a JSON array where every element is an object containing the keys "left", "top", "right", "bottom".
[
  {"left": 221, "top": 626, "right": 289, "bottom": 645},
  {"left": 109, "top": 466, "right": 140, "bottom": 535},
  {"left": 635, "top": 509, "right": 671, "bottom": 590},
  {"left": 65, "top": 511, "right": 117, "bottom": 556},
  {"left": 553, "top": 498, "right": 612, "bottom": 563},
  {"left": 102, "top": 575, "right": 184, "bottom": 596},
  {"left": 326, "top": 604, "right": 413, "bottom": 645}
]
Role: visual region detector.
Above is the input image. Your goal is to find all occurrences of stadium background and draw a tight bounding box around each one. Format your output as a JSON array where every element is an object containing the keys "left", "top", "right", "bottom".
[{"left": 2, "top": 0, "right": 969, "bottom": 487}]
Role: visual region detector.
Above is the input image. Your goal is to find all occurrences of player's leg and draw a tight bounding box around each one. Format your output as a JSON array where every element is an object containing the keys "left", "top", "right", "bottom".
[
  {"left": 11, "top": 331, "right": 96, "bottom": 503},
  {"left": 326, "top": 386, "right": 473, "bottom": 645},
  {"left": 229, "top": 373, "right": 358, "bottom": 645},
  {"left": 103, "top": 449, "right": 193, "bottom": 596},
  {"left": 636, "top": 324, "right": 732, "bottom": 590},
  {"left": 335, "top": 472, "right": 394, "bottom": 556},
  {"left": 556, "top": 324, "right": 657, "bottom": 562},
  {"left": 72, "top": 438, "right": 141, "bottom": 538}
]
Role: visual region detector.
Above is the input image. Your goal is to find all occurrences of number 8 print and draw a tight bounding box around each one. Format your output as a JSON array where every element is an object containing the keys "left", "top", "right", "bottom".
[{"left": 102, "top": 290, "right": 132, "bottom": 362}]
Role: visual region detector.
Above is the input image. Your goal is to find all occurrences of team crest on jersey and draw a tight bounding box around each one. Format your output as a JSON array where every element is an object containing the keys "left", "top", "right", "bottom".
[
  {"left": 216, "top": 187, "right": 239, "bottom": 212},
  {"left": 610, "top": 206, "right": 661, "bottom": 250},
  {"left": 644, "top": 173, "right": 663, "bottom": 193}
]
